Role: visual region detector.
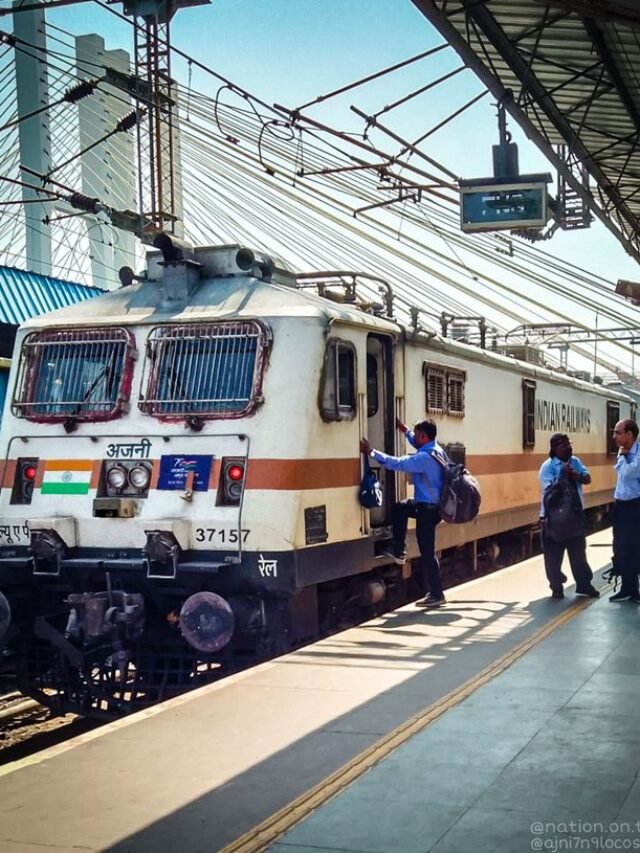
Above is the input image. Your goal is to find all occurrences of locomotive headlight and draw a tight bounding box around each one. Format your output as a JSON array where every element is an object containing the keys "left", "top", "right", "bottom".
[
  {"left": 129, "top": 465, "right": 151, "bottom": 490},
  {"left": 106, "top": 465, "right": 127, "bottom": 491}
]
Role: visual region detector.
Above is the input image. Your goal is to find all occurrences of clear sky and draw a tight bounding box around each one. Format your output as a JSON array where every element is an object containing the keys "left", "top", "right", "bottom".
[{"left": 38, "top": 0, "right": 639, "bottom": 286}]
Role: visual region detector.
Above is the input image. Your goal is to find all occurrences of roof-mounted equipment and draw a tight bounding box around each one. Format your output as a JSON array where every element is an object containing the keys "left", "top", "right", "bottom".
[
  {"left": 152, "top": 232, "right": 202, "bottom": 301},
  {"left": 235, "top": 248, "right": 275, "bottom": 281},
  {"left": 295, "top": 271, "right": 394, "bottom": 318}
]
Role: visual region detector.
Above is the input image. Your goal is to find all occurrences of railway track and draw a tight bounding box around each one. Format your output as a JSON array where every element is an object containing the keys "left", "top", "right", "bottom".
[
  {"left": 0, "top": 550, "right": 535, "bottom": 765},
  {"left": 0, "top": 558, "right": 506, "bottom": 766},
  {"left": 0, "top": 692, "right": 41, "bottom": 721},
  {"left": 0, "top": 689, "right": 101, "bottom": 766},
  {"left": 0, "top": 540, "right": 611, "bottom": 769}
]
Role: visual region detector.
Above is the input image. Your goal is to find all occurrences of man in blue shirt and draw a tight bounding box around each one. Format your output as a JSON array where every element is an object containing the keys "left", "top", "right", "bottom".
[
  {"left": 360, "top": 418, "right": 446, "bottom": 608},
  {"left": 610, "top": 419, "right": 640, "bottom": 602},
  {"left": 538, "top": 432, "right": 598, "bottom": 600}
]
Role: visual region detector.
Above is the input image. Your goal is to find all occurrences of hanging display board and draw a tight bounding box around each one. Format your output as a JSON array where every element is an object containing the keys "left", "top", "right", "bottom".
[{"left": 460, "top": 177, "right": 549, "bottom": 233}]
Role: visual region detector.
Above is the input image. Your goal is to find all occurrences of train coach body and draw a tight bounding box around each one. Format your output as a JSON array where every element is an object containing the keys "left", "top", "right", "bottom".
[
  {"left": 402, "top": 339, "right": 626, "bottom": 547},
  {"left": 0, "top": 241, "right": 631, "bottom": 716}
]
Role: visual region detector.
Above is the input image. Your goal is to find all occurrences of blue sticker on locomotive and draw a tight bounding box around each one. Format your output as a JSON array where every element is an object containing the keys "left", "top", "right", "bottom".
[{"left": 158, "top": 455, "right": 213, "bottom": 491}]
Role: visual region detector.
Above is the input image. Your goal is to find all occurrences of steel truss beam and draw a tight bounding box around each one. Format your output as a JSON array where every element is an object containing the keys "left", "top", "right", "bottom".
[
  {"left": 581, "top": 16, "right": 640, "bottom": 134},
  {"left": 412, "top": 0, "right": 640, "bottom": 264},
  {"left": 538, "top": 1, "right": 640, "bottom": 29}
]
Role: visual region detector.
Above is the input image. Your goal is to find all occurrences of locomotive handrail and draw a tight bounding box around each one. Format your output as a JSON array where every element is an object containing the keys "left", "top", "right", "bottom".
[{"left": 294, "top": 271, "right": 394, "bottom": 318}]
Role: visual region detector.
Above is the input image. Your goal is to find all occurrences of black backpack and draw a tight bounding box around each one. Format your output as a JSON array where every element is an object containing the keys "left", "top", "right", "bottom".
[
  {"left": 431, "top": 450, "right": 481, "bottom": 524},
  {"left": 543, "top": 477, "right": 587, "bottom": 542}
]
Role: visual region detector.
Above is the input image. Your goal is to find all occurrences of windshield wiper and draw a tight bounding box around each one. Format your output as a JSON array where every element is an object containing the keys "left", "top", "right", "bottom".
[{"left": 63, "top": 352, "right": 118, "bottom": 432}]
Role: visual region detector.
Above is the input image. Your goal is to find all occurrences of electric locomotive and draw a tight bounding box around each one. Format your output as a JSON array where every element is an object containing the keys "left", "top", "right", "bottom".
[{"left": 0, "top": 235, "right": 631, "bottom": 717}]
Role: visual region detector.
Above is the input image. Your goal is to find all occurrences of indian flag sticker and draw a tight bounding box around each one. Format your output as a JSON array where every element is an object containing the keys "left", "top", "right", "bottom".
[{"left": 41, "top": 460, "right": 93, "bottom": 496}]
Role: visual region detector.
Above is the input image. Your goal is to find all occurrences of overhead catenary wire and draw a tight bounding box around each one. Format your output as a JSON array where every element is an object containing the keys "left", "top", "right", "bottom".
[
  {"left": 1, "top": 7, "right": 639, "bottom": 378},
  {"left": 292, "top": 43, "right": 452, "bottom": 113},
  {"left": 174, "top": 97, "right": 640, "bottom": 370}
]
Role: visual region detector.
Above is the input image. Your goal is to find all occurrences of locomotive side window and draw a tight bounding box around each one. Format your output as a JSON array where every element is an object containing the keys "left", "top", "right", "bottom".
[
  {"left": 522, "top": 379, "right": 536, "bottom": 448},
  {"left": 424, "top": 363, "right": 465, "bottom": 416},
  {"left": 320, "top": 340, "right": 356, "bottom": 421},
  {"left": 140, "top": 321, "right": 268, "bottom": 418},
  {"left": 607, "top": 401, "right": 620, "bottom": 455},
  {"left": 12, "top": 328, "right": 135, "bottom": 423},
  {"left": 366, "top": 353, "right": 379, "bottom": 417}
]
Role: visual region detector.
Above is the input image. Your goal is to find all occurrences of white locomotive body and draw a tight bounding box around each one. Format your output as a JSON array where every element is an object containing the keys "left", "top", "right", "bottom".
[{"left": 0, "top": 238, "right": 630, "bottom": 716}]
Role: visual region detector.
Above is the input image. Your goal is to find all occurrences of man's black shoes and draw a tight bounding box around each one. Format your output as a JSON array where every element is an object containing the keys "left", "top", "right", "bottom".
[
  {"left": 575, "top": 586, "right": 600, "bottom": 598},
  {"left": 551, "top": 589, "right": 564, "bottom": 600},
  {"left": 416, "top": 594, "right": 446, "bottom": 608},
  {"left": 609, "top": 590, "right": 639, "bottom": 602}
]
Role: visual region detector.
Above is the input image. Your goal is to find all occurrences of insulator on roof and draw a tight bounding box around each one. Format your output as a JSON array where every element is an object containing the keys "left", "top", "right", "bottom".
[
  {"left": 64, "top": 80, "right": 98, "bottom": 104},
  {"left": 116, "top": 111, "right": 139, "bottom": 133},
  {"left": 68, "top": 192, "right": 101, "bottom": 214}
]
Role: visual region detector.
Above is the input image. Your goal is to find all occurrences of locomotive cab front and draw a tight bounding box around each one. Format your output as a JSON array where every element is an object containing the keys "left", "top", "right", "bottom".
[{"left": 0, "top": 239, "right": 397, "bottom": 717}]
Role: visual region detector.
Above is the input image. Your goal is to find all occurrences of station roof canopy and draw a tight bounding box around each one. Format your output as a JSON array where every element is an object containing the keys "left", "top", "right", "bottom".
[
  {"left": 0, "top": 265, "right": 102, "bottom": 327},
  {"left": 412, "top": 0, "right": 640, "bottom": 264}
]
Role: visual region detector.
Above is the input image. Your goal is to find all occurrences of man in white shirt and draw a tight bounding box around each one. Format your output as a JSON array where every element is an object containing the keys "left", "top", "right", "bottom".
[{"left": 610, "top": 419, "right": 640, "bottom": 602}]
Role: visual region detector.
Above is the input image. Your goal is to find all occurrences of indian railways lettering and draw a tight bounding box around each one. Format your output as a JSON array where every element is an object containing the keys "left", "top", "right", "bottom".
[
  {"left": 258, "top": 554, "right": 278, "bottom": 578},
  {"left": 535, "top": 400, "right": 591, "bottom": 433}
]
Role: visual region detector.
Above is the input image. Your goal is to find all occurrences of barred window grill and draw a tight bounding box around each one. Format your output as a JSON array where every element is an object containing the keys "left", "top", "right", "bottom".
[
  {"left": 13, "top": 328, "right": 134, "bottom": 421},
  {"left": 426, "top": 366, "right": 446, "bottom": 414},
  {"left": 425, "top": 362, "right": 466, "bottom": 417},
  {"left": 140, "top": 322, "right": 267, "bottom": 418},
  {"left": 447, "top": 371, "right": 465, "bottom": 416}
]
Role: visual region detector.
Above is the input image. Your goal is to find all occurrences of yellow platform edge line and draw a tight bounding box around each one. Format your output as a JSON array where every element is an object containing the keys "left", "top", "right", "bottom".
[{"left": 221, "top": 593, "right": 599, "bottom": 853}]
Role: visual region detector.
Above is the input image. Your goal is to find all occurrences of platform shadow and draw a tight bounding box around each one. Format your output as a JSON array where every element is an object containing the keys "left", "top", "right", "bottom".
[{"left": 97, "top": 571, "right": 611, "bottom": 852}]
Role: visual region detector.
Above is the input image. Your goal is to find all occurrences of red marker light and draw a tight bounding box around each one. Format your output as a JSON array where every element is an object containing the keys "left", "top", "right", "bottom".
[
  {"left": 23, "top": 465, "right": 37, "bottom": 481},
  {"left": 227, "top": 464, "right": 244, "bottom": 481}
]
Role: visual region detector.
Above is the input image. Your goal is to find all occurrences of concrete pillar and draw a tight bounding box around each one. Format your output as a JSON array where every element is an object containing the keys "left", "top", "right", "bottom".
[
  {"left": 76, "top": 34, "right": 136, "bottom": 289},
  {"left": 13, "top": 4, "right": 52, "bottom": 275}
]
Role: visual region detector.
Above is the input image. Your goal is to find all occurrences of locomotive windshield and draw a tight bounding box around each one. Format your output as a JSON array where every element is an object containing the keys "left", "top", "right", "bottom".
[
  {"left": 140, "top": 321, "right": 267, "bottom": 418},
  {"left": 12, "top": 328, "right": 134, "bottom": 422}
]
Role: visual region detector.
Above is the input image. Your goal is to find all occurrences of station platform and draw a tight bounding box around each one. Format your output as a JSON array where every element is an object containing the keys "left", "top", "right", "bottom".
[
  {"left": 0, "top": 529, "right": 634, "bottom": 853},
  {"left": 268, "top": 554, "right": 640, "bottom": 853}
]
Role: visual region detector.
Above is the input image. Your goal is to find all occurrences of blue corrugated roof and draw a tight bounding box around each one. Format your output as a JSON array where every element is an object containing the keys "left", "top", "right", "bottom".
[{"left": 0, "top": 266, "right": 103, "bottom": 326}]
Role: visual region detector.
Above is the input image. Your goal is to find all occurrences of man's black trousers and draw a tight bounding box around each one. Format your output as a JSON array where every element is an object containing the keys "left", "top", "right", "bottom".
[
  {"left": 541, "top": 526, "right": 593, "bottom": 592},
  {"left": 613, "top": 498, "right": 640, "bottom": 596},
  {"left": 392, "top": 499, "right": 442, "bottom": 598}
]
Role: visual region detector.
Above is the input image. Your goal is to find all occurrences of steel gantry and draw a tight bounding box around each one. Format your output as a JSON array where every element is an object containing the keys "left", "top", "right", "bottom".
[{"left": 3, "top": 0, "right": 206, "bottom": 240}]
